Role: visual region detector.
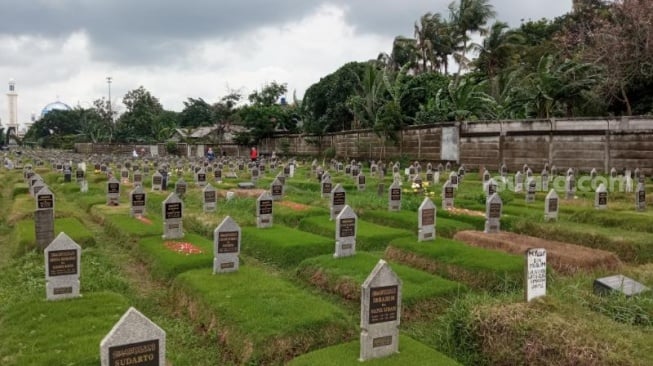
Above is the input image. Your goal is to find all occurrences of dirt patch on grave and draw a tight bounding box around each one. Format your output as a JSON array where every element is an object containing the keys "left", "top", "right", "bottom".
[
  {"left": 217, "top": 188, "right": 266, "bottom": 198},
  {"left": 453, "top": 230, "right": 621, "bottom": 274},
  {"left": 164, "top": 241, "right": 204, "bottom": 255},
  {"left": 136, "top": 216, "right": 153, "bottom": 225},
  {"left": 277, "top": 201, "right": 311, "bottom": 211},
  {"left": 445, "top": 207, "right": 485, "bottom": 217}
]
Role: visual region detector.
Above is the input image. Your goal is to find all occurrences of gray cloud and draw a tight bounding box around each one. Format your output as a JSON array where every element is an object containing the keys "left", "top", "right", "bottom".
[{"left": 0, "top": 1, "right": 571, "bottom": 65}]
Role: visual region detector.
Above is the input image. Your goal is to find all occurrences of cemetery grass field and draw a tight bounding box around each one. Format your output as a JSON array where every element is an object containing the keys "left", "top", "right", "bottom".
[{"left": 0, "top": 159, "right": 652, "bottom": 365}]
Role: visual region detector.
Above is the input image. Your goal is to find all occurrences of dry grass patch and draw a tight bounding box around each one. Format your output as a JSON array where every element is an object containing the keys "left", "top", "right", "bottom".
[{"left": 454, "top": 230, "right": 621, "bottom": 274}]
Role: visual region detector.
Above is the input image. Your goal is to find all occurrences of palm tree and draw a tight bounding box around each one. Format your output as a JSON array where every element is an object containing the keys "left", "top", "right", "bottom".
[
  {"left": 449, "top": 0, "right": 497, "bottom": 81},
  {"left": 347, "top": 64, "right": 387, "bottom": 129},
  {"left": 377, "top": 36, "right": 418, "bottom": 72},
  {"left": 472, "top": 21, "right": 524, "bottom": 98}
]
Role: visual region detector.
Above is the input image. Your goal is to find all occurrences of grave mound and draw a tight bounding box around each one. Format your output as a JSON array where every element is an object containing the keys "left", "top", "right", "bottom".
[
  {"left": 218, "top": 188, "right": 266, "bottom": 198},
  {"left": 454, "top": 230, "right": 621, "bottom": 274}
]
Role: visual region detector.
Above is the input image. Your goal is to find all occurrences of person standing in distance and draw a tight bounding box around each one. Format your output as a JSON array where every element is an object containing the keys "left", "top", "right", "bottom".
[{"left": 250, "top": 147, "right": 258, "bottom": 162}]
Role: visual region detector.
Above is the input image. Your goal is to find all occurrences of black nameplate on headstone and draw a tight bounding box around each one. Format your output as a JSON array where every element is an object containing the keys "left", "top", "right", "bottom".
[
  {"left": 372, "top": 336, "right": 393, "bottom": 348},
  {"left": 445, "top": 187, "right": 454, "bottom": 198},
  {"left": 489, "top": 203, "right": 501, "bottom": 218},
  {"left": 165, "top": 202, "right": 182, "bottom": 219},
  {"left": 198, "top": 173, "right": 206, "bottom": 182},
  {"left": 259, "top": 200, "right": 272, "bottom": 215},
  {"left": 358, "top": 175, "right": 365, "bottom": 185},
  {"left": 369, "top": 285, "right": 398, "bottom": 324},
  {"left": 339, "top": 218, "right": 355, "bottom": 237},
  {"left": 218, "top": 231, "right": 239, "bottom": 253},
  {"left": 548, "top": 198, "right": 558, "bottom": 212},
  {"left": 108, "top": 183, "right": 120, "bottom": 194},
  {"left": 333, "top": 192, "right": 346, "bottom": 206},
  {"left": 271, "top": 185, "right": 282, "bottom": 196},
  {"left": 153, "top": 176, "right": 162, "bottom": 185},
  {"left": 38, "top": 194, "right": 54, "bottom": 209},
  {"left": 422, "top": 209, "right": 435, "bottom": 226},
  {"left": 638, "top": 191, "right": 646, "bottom": 203},
  {"left": 48, "top": 250, "right": 77, "bottom": 276},
  {"left": 109, "top": 339, "right": 159, "bottom": 366},
  {"left": 598, "top": 192, "right": 607, "bottom": 205},
  {"left": 322, "top": 183, "right": 332, "bottom": 194},
  {"left": 390, "top": 188, "right": 401, "bottom": 201},
  {"left": 132, "top": 193, "right": 146, "bottom": 207},
  {"left": 214, "top": 170, "right": 222, "bottom": 179},
  {"left": 204, "top": 191, "right": 216, "bottom": 203}
]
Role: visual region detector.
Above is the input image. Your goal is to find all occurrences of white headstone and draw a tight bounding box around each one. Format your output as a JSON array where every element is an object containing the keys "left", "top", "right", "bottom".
[
  {"left": 162, "top": 193, "right": 183, "bottom": 239},
  {"left": 256, "top": 191, "right": 273, "bottom": 228},
  {"left": 418, "top": 197, "right": 436, "bottom": 242},
  {"left": 484, "top": 193, "right": 502, "bottom": 233},
  {"left": 130, "top": 185, "right": 147, "bottom": 217},
  {"left": 100, "top": 307, "right": 166, "bottom": 366},
  {"left": 44, "top": 232, "right": 81, "bottom": 300},
  {"left": 334, "top": 205, "right": 357, "bottom": 258},
  {"left": 213, "top": 216, "right": 241, "bottom": 273},
  {"left": 595, "top": 183, "right": 608, "bottom": 210},
  {"left": 525, "top": 248, "right": 546, "bottom": 302},
  {"left": 330, "top": 184, "right": 346, "bottom": 220},
  {"left": 544, "top": 189, "right": 559, "bottom": 221},
  {"left": 203, "top": 184, "right": 217, "bottom": 213},
  {"left": 525, "top": 178, "right": 536, "bottom": 203},
  {"left": 388, "top": 182, "right": 402, "bottom": 211},
  {"left": 151, "top": 171, "right": 163, "bottom": 191},
  {"left": 636, "top": 182, "right": 646, "bottom": 211},
  {"left": 270, "top": 178, "right": 284, "bottom": 201},
  {"left": 442, "top": 180, "right": 454, "bottom": 209},
  {"left": 321, "top": 174, "right": 332, "bottom": 199},
  {"left": 360, "top": 260, "right": 402, "bottom": 361},
  {"left": 514, "top": 171, "right": 523, "bottom": 193},
  {"left": 107, "top": 177, "right": 120, "bottom": 206}
]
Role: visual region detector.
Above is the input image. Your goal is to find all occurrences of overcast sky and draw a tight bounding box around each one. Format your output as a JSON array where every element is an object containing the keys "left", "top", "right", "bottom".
[{"left": 0, "top": 0, "right": 571, "bottom": 130}]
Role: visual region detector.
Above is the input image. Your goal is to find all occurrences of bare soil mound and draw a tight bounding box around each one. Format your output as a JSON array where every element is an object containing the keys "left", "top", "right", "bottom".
[
  {"left": 217, "top": 188, "right": 266, "bottom": 198},
  {"left": 277, "top": 201, "right": 311, "bottom": 211},
  {"left": 453, "top": 230, "right": 621, "bottom": 274}
]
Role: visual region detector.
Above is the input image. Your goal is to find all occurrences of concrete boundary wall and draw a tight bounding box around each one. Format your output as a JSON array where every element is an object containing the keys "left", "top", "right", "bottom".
[{"left": 75, "top": 117, "right": 653, "bottom": 174}]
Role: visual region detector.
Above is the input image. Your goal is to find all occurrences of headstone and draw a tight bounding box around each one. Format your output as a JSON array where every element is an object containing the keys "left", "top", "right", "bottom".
[
  {"left": 357, "top": 174, "right": 366, "bottom": 191},
  {"left": 130, "top": 186, "right": 147, "bottom": 217},
  {"left": 590, "top": 168, "right": 597, "bottom": 181},
  {"left": 214, "top": 169, "right": 223, "bottom": 182},
  {"left": 100, "top": 307, "right": 166, "bottom": 366},
  {"left": 482, "top": 169, "right": 490, "bottom": 183},
  {"left": 203, "top": 184, "right": 217, "bottom": 213},
  {"left": 484, "top": 178, "right": 497, "bottom": 198},
  {"left": 525, "top": 248, "right": 547, "bottom": 302},
  {"left": 256, "top": 191, "right": 273, "bottom": 228},
  {"left": 195, "top": 168, "right": 207, "bottom": 187},
  {"left": 334, "top": 205, "right": 357, "bottom": 258},
  {"left": 133, "top": 170, "right": 143, "bottom": 186},
  {"left": 251, "top": 166, "right": 260, "bottom": 183},
  {"left": 565, "top": 174, "right": 575, "bottom": 200},
  {"left": 213, "top": 216, "right": 241, "bottom": 273},
  {"left": 360, "top": 259, "right": 401, "bottom": 361},
  {"left": 75, "top": 169, "right": 85, "bottom": 182},
  {"left": 388, "top": 182, "right": 402, "bottom": 211},
  {"left": 484, "top": 193, "right": 502, "bottom": 233},
  {"left": 270, "top": 178, "right": 284, "bottom": 201},
  {"left": 152, "top": 171, "right": 163, "bottom": 191},
  {"left": 636, "top": 182, "right": 646, "bottom": 211},
  {"left": 162, "top": 193, "right": 183, "bottom": 239},
  {"left": 541, "top": 170, "right": 549, "bottom": 192},
  {"left": 544, "top": 189, "right": 559, "bottom": 221},
  {"left": 175, "top": 178, "right": 187, "bottom": 199},
  {"left": 32, "top": 185, "right": 52, "bottom": 249},
  {"left": 500, "top": 163, "right": 507, "bottom": 178},
  {"left": 321, "top": 175, "right": 332, "bottom": 199},
  {"left": 525, "top": 178, "right": 536, "bottom": 203},
  {"left": 44, "top": 232, "right": 81, "bottom": 300},
  {"left": 442, "top": 180, "right": 454, "bottom": 209},
  {"left": 514, "top": 171, "right": 523, "bottom": 193},
  {"left": 330, "top": 184, "right": 346, "bottom": 220},
  {"left": 418, "top": 197, "right": 436, "bottom": 242},
  {"left": 593, "top": 275, "right": 650, "bottom": 297},
  {"left": 595, "top": 183, "right": 608, "bottom": 210},
  {"left": 63, "top": 168, "right": 72, "bottom": 183},
  {"left": 107, "top": 177, "right": 120, "bottom": 206},
  {"left": 449, "top": 171, "right": 458, "bottom": 188},
  {"left": 610, "top": 167, "right": 617, "bottom": 178}
]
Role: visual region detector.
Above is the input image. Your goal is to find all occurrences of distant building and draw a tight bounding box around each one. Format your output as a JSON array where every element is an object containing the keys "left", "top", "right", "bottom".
[{"left": 41, "top": 101, "right": 72, "bottom": 117}]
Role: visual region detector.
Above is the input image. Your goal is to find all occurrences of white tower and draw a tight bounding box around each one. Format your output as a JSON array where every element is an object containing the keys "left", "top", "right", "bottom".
[{"left": 6, "top": 79, "right": 18, "bottom": 133}]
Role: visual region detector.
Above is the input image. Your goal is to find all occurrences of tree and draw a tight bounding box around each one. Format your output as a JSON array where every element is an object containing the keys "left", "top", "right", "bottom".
[
  {"left": 449, "top": 0, "right": 497, "bottom": 80},
  {"left": 347, "top": 64, "right": 387, "bottom": 130},
  {"left": 114, "top": 86, "right": 166, "bottom": 143},
  {"left": 248, "top": 81, "right": 287, "bottom": 106},
  {"left": 179, "top": 98, "right": 214, "bottom": 128}
]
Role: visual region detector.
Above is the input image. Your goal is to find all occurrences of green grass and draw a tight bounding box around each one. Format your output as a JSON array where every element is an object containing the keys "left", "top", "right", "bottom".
[
  {"left": 298, "top": 216, "right": 413, "bottom": 251},
  {"left": 296, "top": 252, "right": 466, "bottom": 314},
  {"left": 386, "top": 237, "right": 523, "bottom": 292},
  {"left": 103, "top": 211, "right": 164, "bottom": 237},
  {"left": 13, "top": 217, "right": 96, "bottom": 253},
  {"left": 362, "top": 209, "right": 475, "bottom": 238},
  {"left": 0, "top": 291, "right": 130, "bottom": 366},
  {"left": 137, "top": 233, "right": 214, "bottom": 279},
  {"left": 241, "top": 225, "right": 334, "bottom": 268},
  {"left": 173, "top": 266, "right": 355, "bottom": 365},
  {"left": 11, "top": 183, "right": 29, "bottom": 198},
  {"left": 288, "top": 335, "right": 461, "bottom": 365},
  {"left": 275, "top": 203, "right": 329, "bottom": 227}
]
